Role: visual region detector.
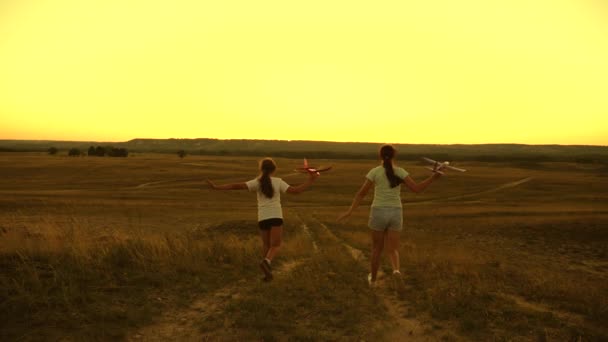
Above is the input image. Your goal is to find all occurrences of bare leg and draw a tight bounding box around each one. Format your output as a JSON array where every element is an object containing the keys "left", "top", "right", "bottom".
[
  {"left": 259, "top": 229, "right": 271, "bottom": 258},
  {"left": 370, "top": 230, "right": 385, "bottom": 281},
  {"left": 385, "top": 230, "right": 400, "bottom": 273},
  {"left": 265, "top": 226, "right": 283, "bottom": 261}
]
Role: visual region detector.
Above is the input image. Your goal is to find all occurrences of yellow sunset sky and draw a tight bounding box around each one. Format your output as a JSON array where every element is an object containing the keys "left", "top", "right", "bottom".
[{"left": 1, "top": 0, "right": 607, "bottom": 145}]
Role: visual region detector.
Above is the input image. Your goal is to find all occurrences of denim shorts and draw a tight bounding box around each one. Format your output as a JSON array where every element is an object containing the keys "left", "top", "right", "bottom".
[{"left": 368, "top": 207, "right": 403, "bottom": 231}]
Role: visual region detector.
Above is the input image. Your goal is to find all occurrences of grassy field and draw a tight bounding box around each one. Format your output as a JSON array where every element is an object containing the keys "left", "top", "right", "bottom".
[{"left": 1, "top": 153, "right": 607, "bottom": 341}]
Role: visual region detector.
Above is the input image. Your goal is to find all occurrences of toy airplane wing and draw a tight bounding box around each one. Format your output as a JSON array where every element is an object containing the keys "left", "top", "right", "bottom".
[
  {"left": 422, "top": 156, "right": 466, "bottom": 173},
  {"left": 422, "top": 157, "right": 442, "bottom": 174},
  {"left": 422, "top": 157, "right": 437, "bottom": 164},
  {"left": 294, "top": 169, "right": 309, "bottom": 173},
  {"left": 294, "top": 158, "right": 332, "bottom": 174},
  {"left": 294, "top": 158, "right": 310, "bottom": 172},
  {"left": 294, "top": 166, "right": 332, "bottom": 174},
  {"left": 445, "top": 165, "right": 466, "bottom": 172},
  {"left": 425, "top": 166, "right": 444, "bottom": 175},
  {"left": 315, "top": 166, "right": 332, "bottom": 173}
]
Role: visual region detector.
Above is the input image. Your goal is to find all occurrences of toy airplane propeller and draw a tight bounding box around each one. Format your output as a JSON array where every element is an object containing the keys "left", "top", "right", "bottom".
[
  {"left": 294, "top": 158, "right": 332, "bottom": 175},
  {"left": 422, "top": 157, "right": 466, "bottom": 175}
]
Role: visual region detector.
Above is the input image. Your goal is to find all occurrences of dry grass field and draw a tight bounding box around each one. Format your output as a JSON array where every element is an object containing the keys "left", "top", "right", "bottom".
[{"left": 1, "top": 153, "right": 607, "bottom": 341}]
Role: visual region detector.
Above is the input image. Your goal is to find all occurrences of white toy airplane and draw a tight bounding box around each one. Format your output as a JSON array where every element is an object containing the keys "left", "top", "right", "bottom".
[
  {"left": 294, "top": 158, "right": 332, "bottom": 175},
  {"left": 422, "top": 157, "right": 466, "bottom": 175}
]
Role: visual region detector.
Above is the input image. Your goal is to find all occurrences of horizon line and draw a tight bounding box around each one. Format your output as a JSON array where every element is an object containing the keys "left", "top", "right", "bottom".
[{"left": 0, "top": 137, "right": 606, "bottom": 148}]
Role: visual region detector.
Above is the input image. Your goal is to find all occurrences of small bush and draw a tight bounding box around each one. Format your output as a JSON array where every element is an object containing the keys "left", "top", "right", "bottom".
[
  {"left": 107, "top": 147, "right": 128, "bottom": 157},
  {"left": 87, "top": 146, "right": 129, "bottom": 157},
  {"left": 68, "top": 148, "right": 81, "bottom": 157},
  {"left": 95, "top": 146, "right": 106, "bottom": 156}
]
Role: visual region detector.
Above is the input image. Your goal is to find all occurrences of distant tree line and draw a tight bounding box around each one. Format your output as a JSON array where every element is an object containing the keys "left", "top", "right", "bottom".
[
  {"left": 184, "top": 149, "right": 608, "bottom": 164},
  {"left": 47, "top": 146, "right": 128, "bottom": 157},
  {"left": 87, "top": 146, "right": 129, "bottom": 157},
  {"left": 16, "top": 141, "right": 608, "bottom": 164}
]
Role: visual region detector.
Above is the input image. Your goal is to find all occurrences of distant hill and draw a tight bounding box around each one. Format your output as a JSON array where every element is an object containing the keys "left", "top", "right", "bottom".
[{"left": 1, "top": 138, "right": 607, "bottom": 163}]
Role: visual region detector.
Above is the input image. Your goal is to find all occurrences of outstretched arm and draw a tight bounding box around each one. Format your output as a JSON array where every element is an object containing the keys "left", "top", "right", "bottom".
[
  {"left": 337, "top": 179, "right": 373, "bottom": 221},
  {"left": 286, "top": 172, "right": 318, "bottom": 194},
  {"left": 402, "top": 173, "right": 440, "bottom": 193},
  {"left": 206, "top": 179, "right": 248, "bottom": 190}
]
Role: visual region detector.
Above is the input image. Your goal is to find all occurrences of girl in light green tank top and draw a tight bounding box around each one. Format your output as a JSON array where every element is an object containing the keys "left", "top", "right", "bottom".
[{"left": 338, "top": 144, "right": 441, "bottom": 286}]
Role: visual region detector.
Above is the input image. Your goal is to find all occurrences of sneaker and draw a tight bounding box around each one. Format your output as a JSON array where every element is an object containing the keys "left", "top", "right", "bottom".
[
  {"left": 392, "top": 270, "right": 402, "bottom": 276},
  {"left": 260, "top": 259, "right": 273, "bottom": 281},
  {"left": 367, "top": 273, "right": 376, "bottom": 288}
]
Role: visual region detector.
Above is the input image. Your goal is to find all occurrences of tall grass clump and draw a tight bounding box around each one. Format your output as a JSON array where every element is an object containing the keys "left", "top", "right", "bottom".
[
  {"left": 0, "top": 220, "right": 259, "bottom": 340},
  {"left": 396, "top": 241, "right": 608, "bottom": 340}
]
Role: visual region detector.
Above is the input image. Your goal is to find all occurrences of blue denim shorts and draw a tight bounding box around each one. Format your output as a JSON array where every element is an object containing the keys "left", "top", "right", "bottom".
[{"left": 368, "top": 207, "right": 403, "bottom": 231}]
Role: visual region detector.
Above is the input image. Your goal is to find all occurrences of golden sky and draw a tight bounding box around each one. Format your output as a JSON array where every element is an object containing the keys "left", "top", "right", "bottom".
[{"left": 1, "top": 0, "right": 607, "bottom": 144}]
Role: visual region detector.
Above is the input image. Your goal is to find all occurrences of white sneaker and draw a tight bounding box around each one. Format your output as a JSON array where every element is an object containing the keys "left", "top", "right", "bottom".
[
  {"left": 367, "top": 273, "right": 376, "bottom": 288},
  {"left": 392, "top": 270, "right": 402, "bottom": 276}
]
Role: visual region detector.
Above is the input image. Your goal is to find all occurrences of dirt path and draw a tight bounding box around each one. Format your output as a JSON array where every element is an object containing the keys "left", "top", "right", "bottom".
[
  {"left": 305, "top": 215, "right": 455, "bottom": 341},
  {"left": 133, "top": 178, "right": 202, "bottom": 189},
  {"left": 299, "top": 222, "right": 319, "bottom": 252},
  {"left": 499, "top": 292, "right": 606, "bottom": 333},
  {"left": 129, "top": 215, "right": 319, "bottom": 341},
  {"left": 129, "top": 281, "right": 243, "bottom": 341},
  {"left": 500, "top": 293, "right": 586, "bottom": 326},
  {"left": 128, "top": 259, "right": 308, "bottom": 341},
  {"left": 403, "top": 177, "right": 533, "bottom": 205}
]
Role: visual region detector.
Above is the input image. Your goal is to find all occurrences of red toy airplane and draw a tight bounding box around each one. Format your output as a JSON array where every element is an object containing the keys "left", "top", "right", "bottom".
[{"left": 294, "top": 158, "right": 332, "bottom": 175}]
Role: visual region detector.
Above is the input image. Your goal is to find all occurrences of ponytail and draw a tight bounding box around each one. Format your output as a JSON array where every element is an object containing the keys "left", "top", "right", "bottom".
[
  {"left": 259, "top": 158, "right": 276, "bottom": 198},
  {"left": 380, "top": 145, "right": 402, "bottom": 188},
  {"left": 260, "top": 172, "right": 274, "bottom": 198}
]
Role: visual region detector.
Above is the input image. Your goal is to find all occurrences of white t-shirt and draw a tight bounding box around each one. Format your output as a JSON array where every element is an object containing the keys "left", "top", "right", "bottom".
[{"left": 246, "top": 177, "right": 290, "bottom": 221}]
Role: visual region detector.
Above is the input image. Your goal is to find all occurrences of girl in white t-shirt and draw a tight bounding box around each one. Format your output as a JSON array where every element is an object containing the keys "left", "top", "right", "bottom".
[{"left": 206, "top": 158, "right": 318, "bottom": 281}]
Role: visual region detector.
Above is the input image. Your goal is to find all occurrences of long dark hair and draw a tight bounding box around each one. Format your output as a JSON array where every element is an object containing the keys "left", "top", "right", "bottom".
[
  {"left": 259, "top": 158, "right": 277, "bottom": 198},
  {"left": 380, "top": 145, "right": 402, "bottom": 188}
]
